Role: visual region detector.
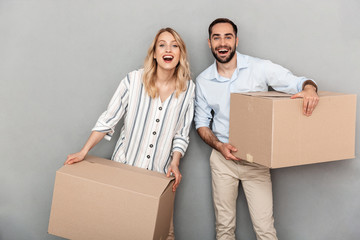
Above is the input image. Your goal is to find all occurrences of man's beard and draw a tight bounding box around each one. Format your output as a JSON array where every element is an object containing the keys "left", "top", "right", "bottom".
[{"left": 211, "top": 45, "right": 236, "bottom": 64}]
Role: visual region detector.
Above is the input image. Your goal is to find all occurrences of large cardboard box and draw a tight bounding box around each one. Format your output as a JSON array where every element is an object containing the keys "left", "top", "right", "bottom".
[
  {"left": 229, "top": 91, "right": 356, "bottom": 168},
  {"left": 48, "top": 155, "right": 175, "bottom": 240}
]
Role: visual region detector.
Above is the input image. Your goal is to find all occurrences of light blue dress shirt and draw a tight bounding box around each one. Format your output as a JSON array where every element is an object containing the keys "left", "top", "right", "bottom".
[{"left": 195, "top": 52, "right": 311, "bottom": 143}]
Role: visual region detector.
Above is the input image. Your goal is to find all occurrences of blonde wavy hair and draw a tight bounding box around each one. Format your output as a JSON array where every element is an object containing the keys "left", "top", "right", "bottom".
[{"left": 143, "top": 28, "right": 191, "bottom": 98}]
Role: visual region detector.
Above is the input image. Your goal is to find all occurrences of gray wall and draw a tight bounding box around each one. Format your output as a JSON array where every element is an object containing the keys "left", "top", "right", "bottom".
[{"left": 1, "top": 0, "right": 359, "bottom": 239}]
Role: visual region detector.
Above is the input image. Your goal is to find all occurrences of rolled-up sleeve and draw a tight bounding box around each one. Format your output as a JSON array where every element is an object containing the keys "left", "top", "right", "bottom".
[
  {"left": 194, "top": 80, "right": 212, "bottom": 129},
  {"left": 92, "top": 75, "right": 130, "bottom": 141},
  {"left": 263, "top": 60, "right": 315, "bottom": 94},
  {"left": 171, "top": 86, "right": 195, "bottom": 157}
]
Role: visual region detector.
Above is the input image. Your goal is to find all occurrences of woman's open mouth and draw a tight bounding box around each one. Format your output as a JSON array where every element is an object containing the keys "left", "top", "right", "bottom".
[{"left": 163, "top": 55, "right": 174, "bottom": 63}]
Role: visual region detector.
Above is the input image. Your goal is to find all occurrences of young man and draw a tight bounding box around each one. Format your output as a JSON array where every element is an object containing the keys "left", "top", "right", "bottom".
[{"left": 194, "top": 18, "right": 319, "bottom": 240}]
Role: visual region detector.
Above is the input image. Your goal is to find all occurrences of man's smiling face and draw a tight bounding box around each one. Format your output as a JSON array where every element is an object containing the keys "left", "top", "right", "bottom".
[{"left": 208, "top": 22, "right": 238, "bottom": 64}]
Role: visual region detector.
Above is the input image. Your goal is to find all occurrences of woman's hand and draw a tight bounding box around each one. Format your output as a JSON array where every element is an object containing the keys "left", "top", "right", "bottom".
[
  {"left": 64, "top": 151, "right": 86, "bottom": 165},
  {"left": 166, "top": 152, "right": 182, "bottom": 192},
  {"left": 64, "top": 131, "right": 106, "bottom": 165}
]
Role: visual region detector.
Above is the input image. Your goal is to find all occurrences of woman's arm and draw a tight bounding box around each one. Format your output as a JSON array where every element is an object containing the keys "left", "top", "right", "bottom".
[
  {"left": 64, "top": 131, "right": 106, "bottom": 165},
  {"left": 167, "top": 82, "right": 195, "bottom": 191},
  {"left": 65, "top": 74, "right": 132, "bottom": 165}
]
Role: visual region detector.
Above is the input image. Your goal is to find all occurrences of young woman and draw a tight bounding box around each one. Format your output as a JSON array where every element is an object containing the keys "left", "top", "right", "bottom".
[{"left": 64, "top": 28, "right": 194, "bottom": 239}]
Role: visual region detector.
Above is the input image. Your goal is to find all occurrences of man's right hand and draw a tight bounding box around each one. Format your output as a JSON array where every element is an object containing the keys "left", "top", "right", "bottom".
[
  {"left": 197, "top": 127, "right": 242, "bottom": 161},
  {"left": 216, "top": 142, "right": 241, "bottom": 161}
]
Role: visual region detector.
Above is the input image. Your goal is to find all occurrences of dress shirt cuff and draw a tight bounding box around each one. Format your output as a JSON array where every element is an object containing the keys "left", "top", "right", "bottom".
[
  {"left": 302, "top": 79, "right": 318, "bottom": 92},
  {"left": 194, "top": 122, "right": 210, "bottom": 130}
]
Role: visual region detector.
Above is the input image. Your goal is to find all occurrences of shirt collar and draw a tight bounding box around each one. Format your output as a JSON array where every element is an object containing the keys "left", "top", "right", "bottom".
[{"left": 205, "top": 51, "right": 249, "bottom": 82}]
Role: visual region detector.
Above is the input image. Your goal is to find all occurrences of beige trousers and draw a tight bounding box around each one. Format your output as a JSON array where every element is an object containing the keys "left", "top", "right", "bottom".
[{"left": 210, "top": 149, "right": 278, "bottom": 240}]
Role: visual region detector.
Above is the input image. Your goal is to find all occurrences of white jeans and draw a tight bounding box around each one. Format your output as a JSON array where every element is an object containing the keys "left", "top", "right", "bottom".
[{"left": 210, "top": 149, "right": 278, "bottom": 240}]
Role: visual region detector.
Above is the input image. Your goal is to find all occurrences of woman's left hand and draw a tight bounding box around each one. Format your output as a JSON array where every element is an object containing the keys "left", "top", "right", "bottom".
[{"left": 167, "top": 156, "right": 182, "bottom": 192}]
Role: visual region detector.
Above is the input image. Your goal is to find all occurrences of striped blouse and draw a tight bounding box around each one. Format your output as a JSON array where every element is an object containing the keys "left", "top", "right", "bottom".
[{"left": 92, "top": 69, "right": 195, "bottom": 174}]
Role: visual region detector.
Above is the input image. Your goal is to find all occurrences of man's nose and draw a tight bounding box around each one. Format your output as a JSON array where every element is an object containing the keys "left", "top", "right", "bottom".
[{"left": 220, "top": 37, "right": 226, "bottom": 45}]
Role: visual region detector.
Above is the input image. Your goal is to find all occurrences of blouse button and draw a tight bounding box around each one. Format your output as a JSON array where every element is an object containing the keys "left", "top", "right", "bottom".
[
  {"left": 147, "top": 155, "right": 150, "bottom": 159},
  {"left": 149, "top": 144, "right": 154, "bottom": 148},
  {"left": 159, "top": 107, "right": 162, "bottom": 110},
  {"left": 153, "top": 131, "right": 156, "bottom": 135},
  {"left": 156, "top": 119, "right": 160, "bottom": 123}
]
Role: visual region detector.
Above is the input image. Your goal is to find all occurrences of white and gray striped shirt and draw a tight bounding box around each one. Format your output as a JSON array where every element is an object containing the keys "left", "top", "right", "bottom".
[{"left": 92, "top": 69, "right": 195, "bottom": 173}]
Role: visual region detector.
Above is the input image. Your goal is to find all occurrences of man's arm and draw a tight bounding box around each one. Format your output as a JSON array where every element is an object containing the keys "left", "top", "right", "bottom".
[
  {"left": 261, "top": 60, "right": 319, "bottom": 116},
  {"left": 197, "top": 126, "right": 240, "bottom": 161},
  {"left": 291, "top": 80, "right": 319, "bottom": 117}
]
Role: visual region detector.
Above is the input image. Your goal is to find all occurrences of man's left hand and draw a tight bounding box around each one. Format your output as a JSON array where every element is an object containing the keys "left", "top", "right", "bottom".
[{"left": 291, "top": 85, "right": 319, "bottom": 116}]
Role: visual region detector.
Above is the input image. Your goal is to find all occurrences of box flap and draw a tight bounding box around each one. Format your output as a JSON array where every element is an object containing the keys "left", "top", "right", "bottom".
[
  {"left": 317, "top": 91, "right": 356, "bottom": 97},
  {"left": 240, "top": 90, "right": 356, "bottom": 98},
  {"left": 237, "top": 90, "right": 356, "bottom": 100},
  {"left": 238, "top": 91, "right": 292, "bottom": 98},
  {"left": 57, "top": 155, "right": 174, "bottom": 198}
]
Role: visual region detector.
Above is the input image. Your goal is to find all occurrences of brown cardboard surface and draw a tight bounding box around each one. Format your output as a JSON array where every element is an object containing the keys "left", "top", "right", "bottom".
[
  {"left": 229, "top": 91, "right": 357, "bottom": 168},
  {"left": 48, "top": 155, "right": 175, "bottom": 240}
]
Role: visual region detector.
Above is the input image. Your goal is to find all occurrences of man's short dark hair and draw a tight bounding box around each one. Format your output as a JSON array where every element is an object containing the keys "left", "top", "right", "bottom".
[{"left": 208, "top": 18, "right": 238, "bottom": 38}]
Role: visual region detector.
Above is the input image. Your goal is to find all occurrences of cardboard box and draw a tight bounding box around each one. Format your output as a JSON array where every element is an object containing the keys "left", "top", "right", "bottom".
[
  {"left": 229, "top": 91, "right": 356, "bottom": 168},
  {"left": 48, "top": 155, "right": 175, "bottom": 240}
]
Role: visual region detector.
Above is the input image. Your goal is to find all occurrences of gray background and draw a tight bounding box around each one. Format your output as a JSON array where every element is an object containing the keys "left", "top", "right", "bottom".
[{"left": 1, "top": 0, "right": 359, "bottom": 239}]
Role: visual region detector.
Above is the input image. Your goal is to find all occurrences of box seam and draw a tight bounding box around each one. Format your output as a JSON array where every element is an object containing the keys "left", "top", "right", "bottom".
[{"left": 57, "top": 171, "right": 161, "bottom": 199}]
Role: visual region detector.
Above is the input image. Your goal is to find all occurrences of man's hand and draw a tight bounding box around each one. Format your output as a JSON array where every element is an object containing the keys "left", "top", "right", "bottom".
[
  {"left": 197, "top": 127, "right": 241, "bottom": 161},
  {"left": 166, "top": 152, "right": 182, "bottom": 192},
  {"left": 216, "top": 142, "right": 241, "bottom": 161},
  {"left": 291, "top": 84, "right": 319, "bottom": 116}
]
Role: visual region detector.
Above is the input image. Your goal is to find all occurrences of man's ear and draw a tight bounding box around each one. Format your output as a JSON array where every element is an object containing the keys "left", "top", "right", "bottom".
[
  {"left": 208, "top": 38, "right": 211, "bottom": 48},
  {"left": 236, "top": 37, "right": 239, "bottom": 47}
]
